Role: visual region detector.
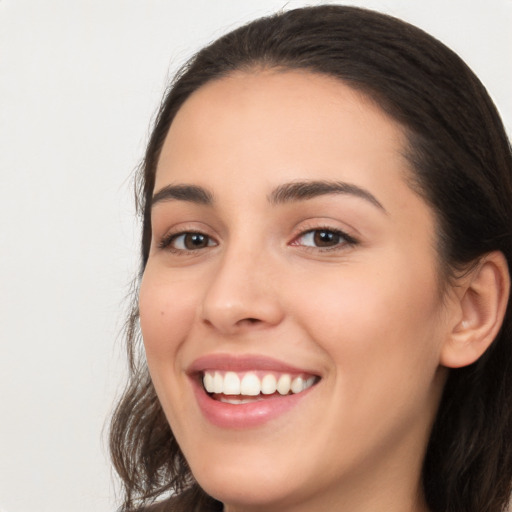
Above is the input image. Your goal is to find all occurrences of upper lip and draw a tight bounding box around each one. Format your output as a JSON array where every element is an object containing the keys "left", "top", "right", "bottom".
[{"left": 187, "top": 353, "right": 320, "bottom": 377}]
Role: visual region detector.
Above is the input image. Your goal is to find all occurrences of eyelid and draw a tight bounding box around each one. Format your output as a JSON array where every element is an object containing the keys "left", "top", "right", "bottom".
[
  {"left": 160, "top": 231, "right": 216, "bottom": 249},
  {"left": 154, "top": 220, "right": 359, "bottom": 255},
  {"left": 168, "top": 232, "right": 216, "bottom": 250},
  {"left": 156, "top": 223, "right": 219, "bottom": 253},
  {"left": 289, "top": 224, "right": 359, "bottom": 251}
]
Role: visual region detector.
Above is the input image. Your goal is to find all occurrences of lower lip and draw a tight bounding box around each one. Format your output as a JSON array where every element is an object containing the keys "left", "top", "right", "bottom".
[{"left": 192, "top": 378, "right": 315, "bottom": 429}]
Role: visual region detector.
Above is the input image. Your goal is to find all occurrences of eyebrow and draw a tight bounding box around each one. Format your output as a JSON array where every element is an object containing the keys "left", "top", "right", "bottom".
[
  {"left": 268, "top": 180, "right": 386, "bottom": 212},
  {"left": 152, "top": 184, "right": 214, "bottom": 206},
  {"left": 151, "top": 180, "right": 386, "bottom": 212}
]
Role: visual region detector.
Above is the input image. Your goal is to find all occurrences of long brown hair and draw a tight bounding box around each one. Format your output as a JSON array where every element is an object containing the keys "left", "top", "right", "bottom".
[{"left": 110, "top": 6, "right": 512, "bottom": 511}]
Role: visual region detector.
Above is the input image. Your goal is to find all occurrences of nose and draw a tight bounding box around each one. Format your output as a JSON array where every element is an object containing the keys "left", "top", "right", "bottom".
[{"left": 200, "top": 244, "right": 284, "bottom": 335}]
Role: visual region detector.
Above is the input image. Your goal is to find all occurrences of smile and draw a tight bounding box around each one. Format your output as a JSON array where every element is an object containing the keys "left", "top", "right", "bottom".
[
  {"left": 202, "top": 371, "right": 318, "bottom": 403},
  {"left": 189, "top": 355, "right": 321, "bottom": 428}
]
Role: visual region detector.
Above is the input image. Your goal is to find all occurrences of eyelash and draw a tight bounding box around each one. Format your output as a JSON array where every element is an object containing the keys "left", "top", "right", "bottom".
[
  {"left": 290, "top": 226, "right": 358, "bottom": 252},
  {"left": 158, "top": 226, "right": 357, "bottom": 255},
  {"left": 158, "top": 231, "right": 217, "bottom": 253}
]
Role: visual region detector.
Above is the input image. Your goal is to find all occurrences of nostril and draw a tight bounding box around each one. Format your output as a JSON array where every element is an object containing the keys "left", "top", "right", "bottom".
[{"left": 236, "top": 317, "right": 262, "bottom": 327}]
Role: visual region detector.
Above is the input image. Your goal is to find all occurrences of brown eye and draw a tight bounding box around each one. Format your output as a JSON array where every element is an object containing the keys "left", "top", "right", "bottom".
[
  {"left": 182, "top": 233, "right": 210, "bottom": 249},
  {"left": 294, "top": 229, "right": 346, "bottom": 248},
  {"left": 313, "top": 230, "right": 342, "bottom": 247},
  {"left": 166, "top": 232, "right": 216, "bottom": 251},
  {"left": 291, "top": 228, "right": 358, "bottom": 252}
]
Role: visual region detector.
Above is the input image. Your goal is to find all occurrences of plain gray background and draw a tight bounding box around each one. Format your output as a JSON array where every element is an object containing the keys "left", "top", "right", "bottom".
[{"left": 1, "top": 1, "right": 511, "bottom": 511}]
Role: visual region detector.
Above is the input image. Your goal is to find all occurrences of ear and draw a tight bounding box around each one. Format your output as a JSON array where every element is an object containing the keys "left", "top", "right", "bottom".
[{"left": 440, "top": 251, "right": 510, "bottom": 369}]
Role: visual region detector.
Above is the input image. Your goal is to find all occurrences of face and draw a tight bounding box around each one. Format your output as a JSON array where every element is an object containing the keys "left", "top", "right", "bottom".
[{"left": 139, "top": 70, "right": 451, "bottom": 512}]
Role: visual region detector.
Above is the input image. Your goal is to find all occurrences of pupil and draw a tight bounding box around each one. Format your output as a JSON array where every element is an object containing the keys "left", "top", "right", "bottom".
[
  {"left": 185, "top": 233, "right": 207, "bottom": 249},
  {"left": 314, "top": 230, "right": 339, "bottom": 247}
]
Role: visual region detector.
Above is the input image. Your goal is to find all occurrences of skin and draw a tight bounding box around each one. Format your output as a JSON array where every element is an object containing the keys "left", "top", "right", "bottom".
[{"left": 139, "top": 70, "right": 459, "bottom": 512}]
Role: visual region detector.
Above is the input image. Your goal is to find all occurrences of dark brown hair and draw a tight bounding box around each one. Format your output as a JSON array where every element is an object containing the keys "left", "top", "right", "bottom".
[{"left": 110, "top": 5, "right": 512, "bottom": 512}]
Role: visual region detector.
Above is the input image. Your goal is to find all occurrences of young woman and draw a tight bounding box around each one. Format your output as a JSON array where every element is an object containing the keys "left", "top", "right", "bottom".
[{"left": 110, "top": 5, "right": 512, "bottom": 512}]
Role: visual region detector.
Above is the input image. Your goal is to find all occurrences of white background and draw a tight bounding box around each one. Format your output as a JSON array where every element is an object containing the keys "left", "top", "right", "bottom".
[{"left": 1, "top": 1, "right": 511, "bottom": 511}]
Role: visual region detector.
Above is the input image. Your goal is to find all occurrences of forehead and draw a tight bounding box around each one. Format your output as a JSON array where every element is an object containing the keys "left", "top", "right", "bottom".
[
  {"left": 155, "top": 70, "right": 411, "bottom": 194},
  {"left": 159, "top": 71, "right": 435, "bottom": 217}
]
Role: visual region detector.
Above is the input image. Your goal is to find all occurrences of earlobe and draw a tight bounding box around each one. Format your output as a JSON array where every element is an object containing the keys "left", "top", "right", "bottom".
[{"left": 440, "top": 251, "right": 510, "bottom": 369}]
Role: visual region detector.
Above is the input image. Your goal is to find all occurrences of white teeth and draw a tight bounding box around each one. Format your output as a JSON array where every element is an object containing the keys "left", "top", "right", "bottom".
[
  {"left": 223, "top": 372, "right": 240, "bottom": 395},
  {"left": 261, "top": 374, "right": 277, "bottom": 395},
  {"left": 203, "top": 372, "right": 214, "bottom": 393},
  {"left": 213, "top": 372, "right": 223, "bottom": 393},
  {"left": 277, "top": 374, "right": 291, "bottom": 395},
  {"left": 219, "top": 396, "right": 263, "bottom": 404},
  {"left": 291, "top": 376, "right": 304, "bottom": 393},
  {"left": 202, "top": 370, "right": 318, "bottom": 398},
  {"left": 240, "top": 373, "right": 261, "bottom": 396}
]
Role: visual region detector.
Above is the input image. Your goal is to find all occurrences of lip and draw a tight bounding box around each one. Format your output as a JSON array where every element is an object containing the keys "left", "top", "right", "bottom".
[
  {"left": 188, "top": 353, "right": 318, "bottom": 374},
  {"left": 188, "top": 353, "right": 320, "bottom": 429}
]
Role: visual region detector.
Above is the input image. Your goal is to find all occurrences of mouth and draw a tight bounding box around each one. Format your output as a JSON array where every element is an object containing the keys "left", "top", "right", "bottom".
[
  {"left": 202, "top": 370, "right": 319, "bottom": 404},
  {"left": 188, "top": 354, "right": 321, "bottom": 428}
]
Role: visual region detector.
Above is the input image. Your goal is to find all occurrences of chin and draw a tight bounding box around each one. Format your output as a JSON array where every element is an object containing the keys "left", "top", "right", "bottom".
[
  {"left": 198, "top": 476, "right": 293, "bottom": 512},
  {"left": 188, "top": 450, "right": 306, "bottom": 511}
]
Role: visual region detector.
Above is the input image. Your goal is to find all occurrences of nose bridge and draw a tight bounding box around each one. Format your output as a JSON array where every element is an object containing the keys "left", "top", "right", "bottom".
[{"left": 200, "top": 232, "right": 283, "bottom": 333}]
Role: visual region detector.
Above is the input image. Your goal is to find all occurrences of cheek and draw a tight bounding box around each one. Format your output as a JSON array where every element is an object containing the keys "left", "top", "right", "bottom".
[
  {"left": 291, "top": 256, "right": 444, "bottom": 379},
  {"left": 138, "top": 267, "right": 199, "bottom": 362},
  {"left": 289, "top": 261, "right": 446, "bottom": 450}
]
